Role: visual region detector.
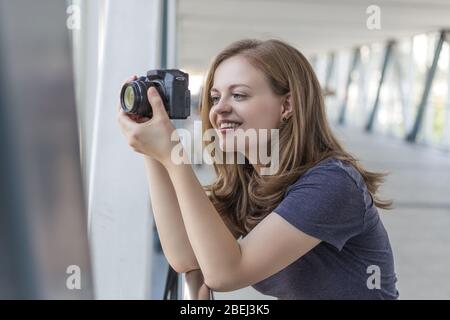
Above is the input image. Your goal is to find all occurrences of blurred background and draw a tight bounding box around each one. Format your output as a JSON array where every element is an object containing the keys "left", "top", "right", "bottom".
[{"left": 1, "top": 0, "right": 449, "bottom": 299}]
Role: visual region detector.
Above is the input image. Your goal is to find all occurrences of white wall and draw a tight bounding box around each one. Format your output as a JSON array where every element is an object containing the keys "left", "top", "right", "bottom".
[{"left": 73, "top": 0, "right": 163, "bottom": 299}]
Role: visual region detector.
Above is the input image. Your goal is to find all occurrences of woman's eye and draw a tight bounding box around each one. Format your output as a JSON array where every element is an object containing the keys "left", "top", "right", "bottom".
[
  {"left": 232, "top": 94, "right": 246, "bottom": 101},
  {"left": 211, "top": 96, "right": 220, "bottom": 104}
]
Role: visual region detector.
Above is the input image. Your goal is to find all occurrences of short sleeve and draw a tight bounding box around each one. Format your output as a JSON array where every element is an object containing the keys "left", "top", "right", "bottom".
[{"left": 273, "top": 165, "right": 365, "bottom": 251}]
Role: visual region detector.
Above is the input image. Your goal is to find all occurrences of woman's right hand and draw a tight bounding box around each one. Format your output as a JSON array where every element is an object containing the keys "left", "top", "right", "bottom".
[{"left": 117, "top": 75, "right": 153, "bottom": 161}]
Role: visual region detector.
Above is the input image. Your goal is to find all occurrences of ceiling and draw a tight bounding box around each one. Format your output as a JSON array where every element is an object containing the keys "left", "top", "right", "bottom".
[{"left": 177, "top": 0, "right": 450, "bottom": 73}]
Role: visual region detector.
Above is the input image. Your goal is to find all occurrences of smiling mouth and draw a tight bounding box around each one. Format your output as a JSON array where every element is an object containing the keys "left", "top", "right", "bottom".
[{"left": 218, "top": 122, "right": 242, "bottom": 133}]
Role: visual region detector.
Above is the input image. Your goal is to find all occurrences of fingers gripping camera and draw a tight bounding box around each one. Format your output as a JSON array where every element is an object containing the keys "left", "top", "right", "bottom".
[{"left": 120, "top": 69, "right": 191, "bottom": 119}]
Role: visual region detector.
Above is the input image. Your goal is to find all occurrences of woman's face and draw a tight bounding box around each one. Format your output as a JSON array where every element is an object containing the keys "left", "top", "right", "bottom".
[{"left": 209, "top": 55, "right": 287, "bottom": 155}]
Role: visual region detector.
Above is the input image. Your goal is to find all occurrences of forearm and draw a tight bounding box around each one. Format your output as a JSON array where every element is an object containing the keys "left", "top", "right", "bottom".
[
  {"left": 144, "top": 156, "right": 200, "bottom": 273},
  {"left": 164, "top": 159, "right": 242, "bottom": 287}
]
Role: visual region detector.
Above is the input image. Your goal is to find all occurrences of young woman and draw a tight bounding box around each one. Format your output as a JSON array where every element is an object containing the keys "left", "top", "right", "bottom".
[{"left": 117, "top": 39, "right": 399, "bottom": 300}]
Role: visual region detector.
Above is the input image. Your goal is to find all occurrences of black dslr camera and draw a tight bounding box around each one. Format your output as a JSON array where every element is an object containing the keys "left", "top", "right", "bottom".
[{"left": 120, "top": 69, "right": 191, "bottom": 119}]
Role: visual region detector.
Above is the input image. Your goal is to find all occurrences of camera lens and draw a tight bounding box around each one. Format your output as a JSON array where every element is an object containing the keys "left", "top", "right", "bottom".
[
  {"left": 120, "top": 80, "right": 152, "bottom": 117},
  {"left": 123, "top": 86, "right": 135, "bottom": 111}
]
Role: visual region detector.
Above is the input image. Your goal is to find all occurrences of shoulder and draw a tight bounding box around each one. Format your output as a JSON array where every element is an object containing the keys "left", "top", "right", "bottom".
[
  {"left": 274, "top": 157, "right": 368, "bottom": 250},
  {"left": 277, "top": 157, "right": 367, "bottom": 229},
  {"left": 286, "top": 157, "right": 362, "bottom": 198}
]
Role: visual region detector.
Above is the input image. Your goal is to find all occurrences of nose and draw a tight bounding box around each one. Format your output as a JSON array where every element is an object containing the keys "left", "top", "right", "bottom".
[{"left": 212, "top": 99, "right": 232, "bottom": 115}]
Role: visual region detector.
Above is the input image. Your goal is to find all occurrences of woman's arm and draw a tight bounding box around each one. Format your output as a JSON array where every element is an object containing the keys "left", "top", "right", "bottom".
[
  {"left": 145, "top": 156, "right": 239, "bottom": 274},
  {"left": 164, "top": 159, "right": 321, "bottom": 292},
  {"left": 144, "top": 155, "right": 200, "bottom": 273}
]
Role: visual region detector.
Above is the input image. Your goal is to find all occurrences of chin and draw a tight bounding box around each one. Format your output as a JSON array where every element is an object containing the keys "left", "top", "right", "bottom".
[{"left": 218, "top": 139, "right": 235, "bottom": 153}]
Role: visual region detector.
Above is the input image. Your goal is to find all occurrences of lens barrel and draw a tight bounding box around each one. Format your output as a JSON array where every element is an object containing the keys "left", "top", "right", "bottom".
[{"left": 120, "top": 78, "right": 153, "bottom": 117}]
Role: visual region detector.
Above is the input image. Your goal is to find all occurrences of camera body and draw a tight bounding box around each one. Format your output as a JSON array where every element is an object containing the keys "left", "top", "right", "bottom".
[{"left": 120, "top": 69, "right": 191, "bottom": 119}]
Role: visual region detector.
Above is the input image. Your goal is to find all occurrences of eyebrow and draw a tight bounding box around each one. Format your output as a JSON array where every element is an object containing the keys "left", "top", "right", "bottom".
[{"left": 210, "top": 84, "right": 251, "bottom": 93}]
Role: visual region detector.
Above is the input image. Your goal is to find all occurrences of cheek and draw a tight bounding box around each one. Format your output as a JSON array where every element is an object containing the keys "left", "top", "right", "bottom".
[{"left": 241, "top": 98, "right": 280, "bottom": 130}]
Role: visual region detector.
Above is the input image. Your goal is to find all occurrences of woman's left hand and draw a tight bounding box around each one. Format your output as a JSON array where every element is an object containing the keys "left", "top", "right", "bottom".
[{"left": 117, "top": 86, "right": 179, "bottom": 166}]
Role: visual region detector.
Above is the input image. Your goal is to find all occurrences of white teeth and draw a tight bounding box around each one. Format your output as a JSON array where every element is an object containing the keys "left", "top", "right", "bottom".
[{"left": 219, "top": 122, "right": 240, "bottom": 129}]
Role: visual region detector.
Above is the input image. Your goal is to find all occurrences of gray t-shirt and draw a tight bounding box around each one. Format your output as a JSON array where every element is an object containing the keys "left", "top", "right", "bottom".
[{"left": 252, "top": 157, "right": 399, "bottom": 299}]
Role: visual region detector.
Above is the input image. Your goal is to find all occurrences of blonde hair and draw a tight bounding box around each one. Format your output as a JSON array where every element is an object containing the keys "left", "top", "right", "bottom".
[{"left": 200, "top": 39, "right": 392, "bottom": 237}]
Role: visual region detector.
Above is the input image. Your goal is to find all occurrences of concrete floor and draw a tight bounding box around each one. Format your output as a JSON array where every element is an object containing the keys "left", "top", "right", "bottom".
[{"left": 152, "top": 125, "right": 450, "bottom": 300}]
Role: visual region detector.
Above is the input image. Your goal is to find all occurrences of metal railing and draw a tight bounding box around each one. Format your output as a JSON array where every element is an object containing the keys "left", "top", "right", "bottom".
[{"left": 163, "top": 266, "right": 214, "bottom": 300}]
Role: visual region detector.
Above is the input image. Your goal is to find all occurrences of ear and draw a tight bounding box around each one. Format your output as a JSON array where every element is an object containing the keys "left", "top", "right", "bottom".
[{"left": 281, "top": 92, "right": 292, "bottom": 119}]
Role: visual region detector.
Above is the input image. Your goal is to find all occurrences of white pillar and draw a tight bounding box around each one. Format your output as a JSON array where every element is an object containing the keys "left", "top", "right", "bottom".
[{"left": 75, "top": 0, "right": 163, "bottom": 299}]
